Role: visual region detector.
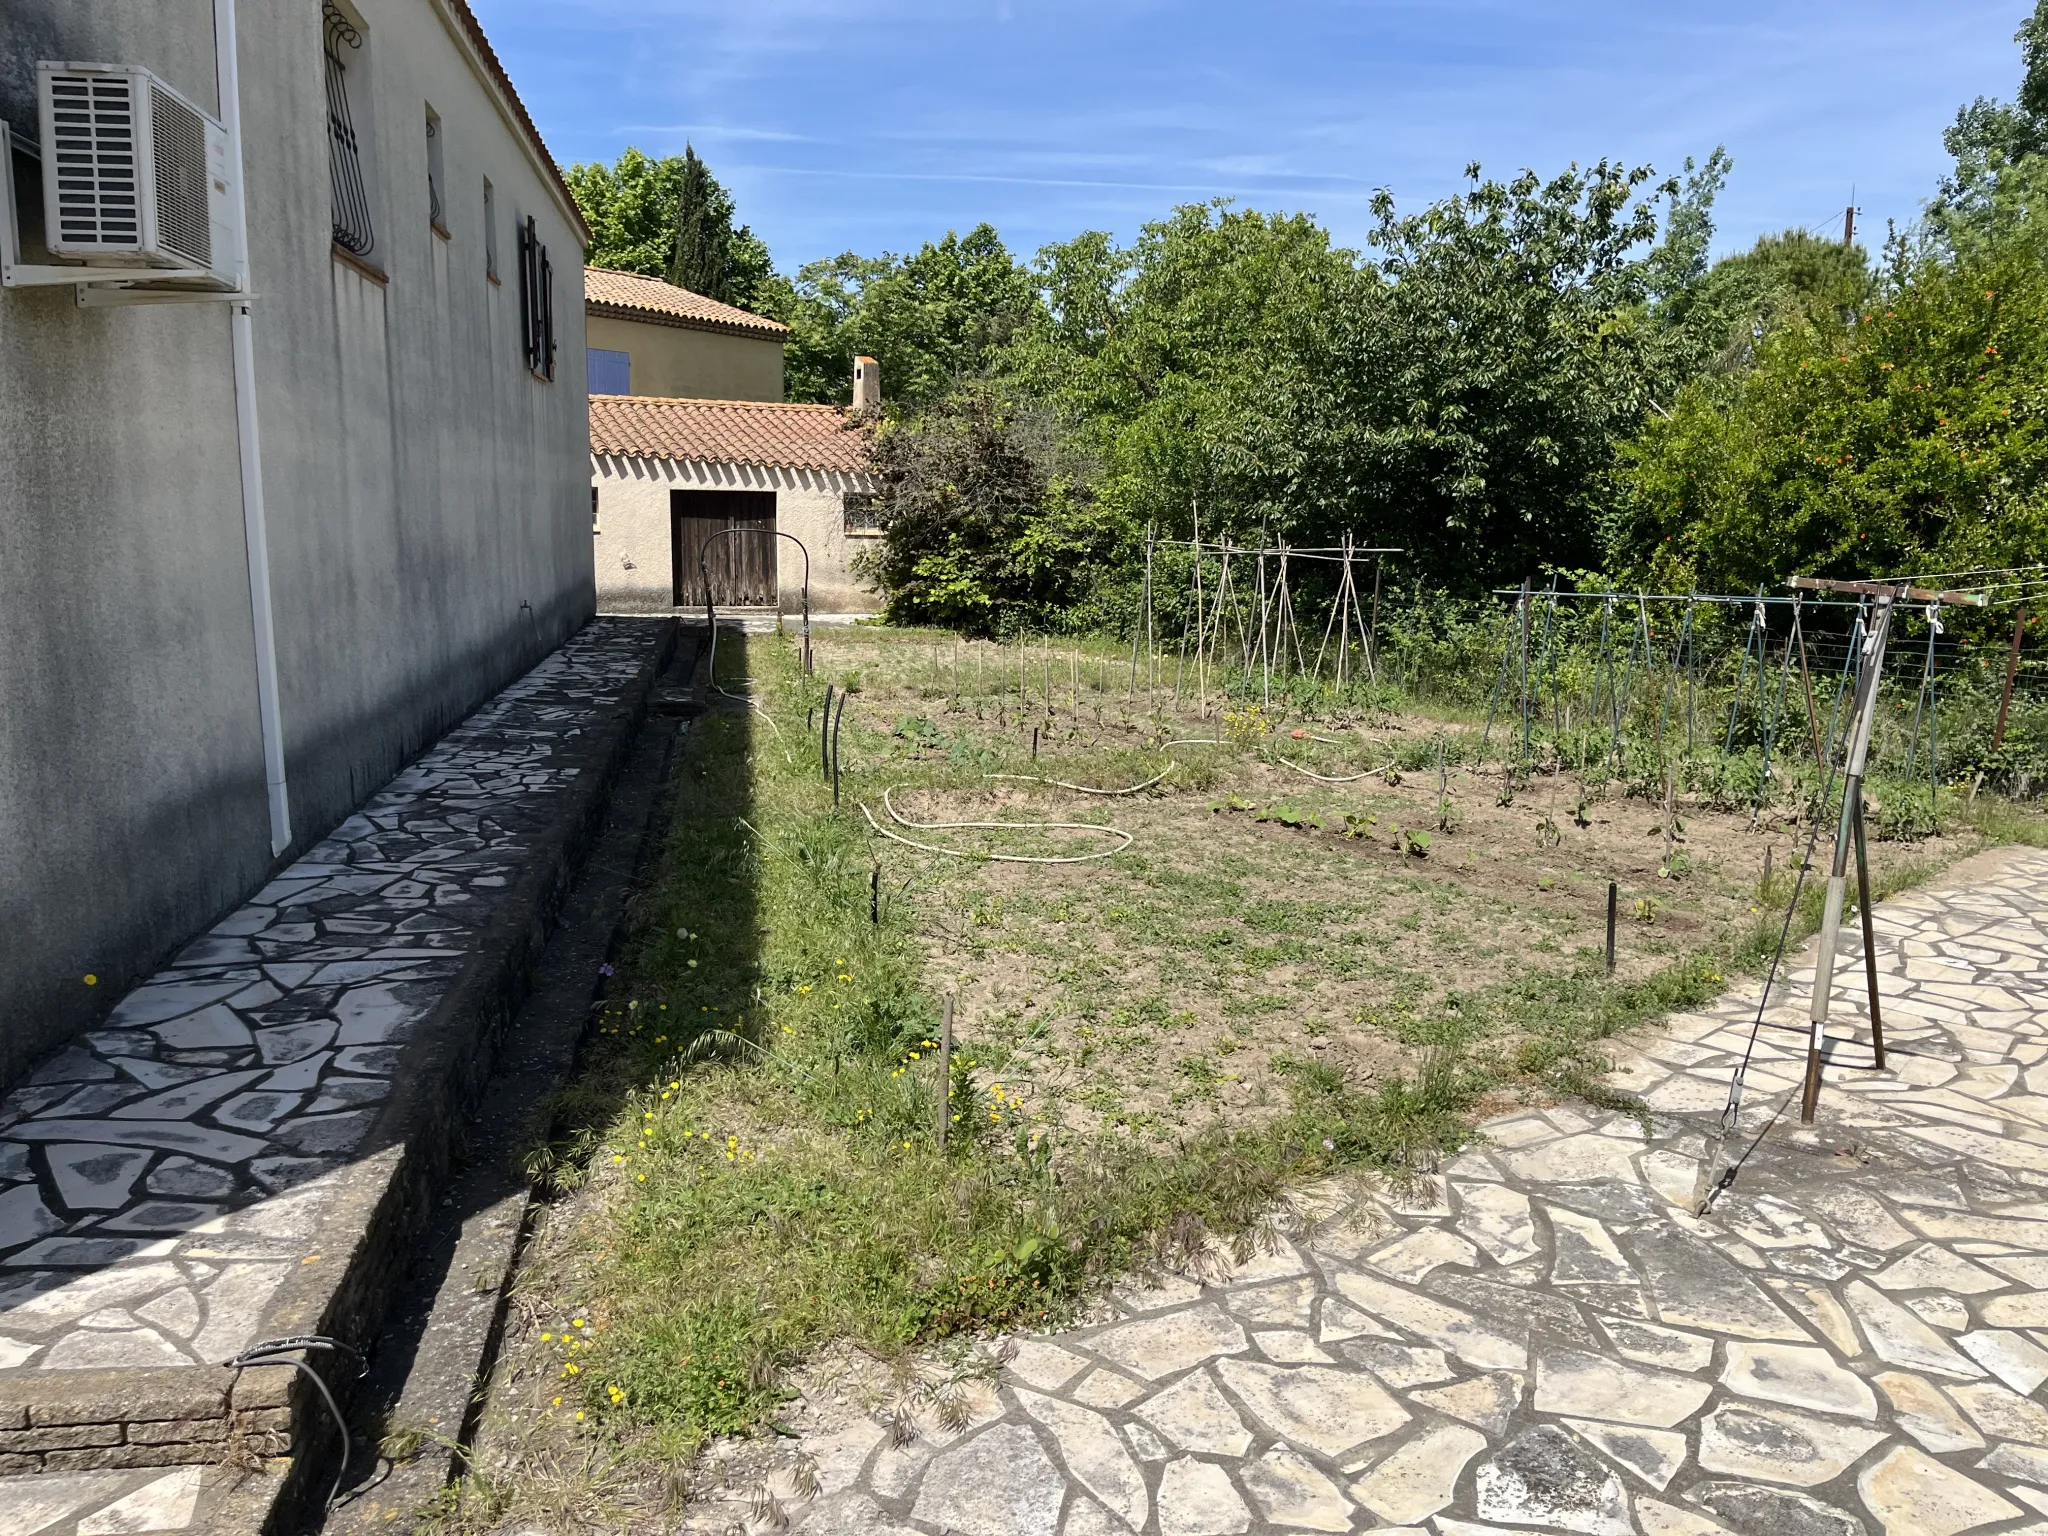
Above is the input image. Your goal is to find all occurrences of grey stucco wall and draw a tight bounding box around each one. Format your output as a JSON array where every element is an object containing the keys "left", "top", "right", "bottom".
[{"left": 0, "top": 0, "right": 594, "bottom": 1090}]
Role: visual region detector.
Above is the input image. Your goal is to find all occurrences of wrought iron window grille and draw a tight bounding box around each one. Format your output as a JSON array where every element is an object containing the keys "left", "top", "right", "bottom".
[
  {"left": 426, "top": 114, "right": 444, "bottom": 233},
  {"left": 323, "top": 2, "right": 375, "bottom": 259},
  {"left": 843, "top": 493, "right": 883, "bottom": 535},
  {"left": 518, "top": 214, "right": 555, "bottom": 380}
]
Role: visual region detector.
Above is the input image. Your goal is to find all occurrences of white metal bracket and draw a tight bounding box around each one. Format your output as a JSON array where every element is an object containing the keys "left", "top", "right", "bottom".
[{"left": 2, "top": 121, "right": 245, "bottom": 303}]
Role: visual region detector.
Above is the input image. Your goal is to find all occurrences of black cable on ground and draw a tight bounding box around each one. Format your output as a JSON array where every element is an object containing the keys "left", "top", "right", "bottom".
[{"left": 224, "top": 1335, "right": 362, "bottom": 1514}]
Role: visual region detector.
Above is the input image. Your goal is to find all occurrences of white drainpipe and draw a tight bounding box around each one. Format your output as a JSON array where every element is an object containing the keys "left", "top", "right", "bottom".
[{"left": 214, "top": 0, "right": 291, "bottom": 855}]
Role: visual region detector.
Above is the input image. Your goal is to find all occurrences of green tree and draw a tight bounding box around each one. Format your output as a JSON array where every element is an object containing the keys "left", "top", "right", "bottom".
[
  {"left": 1935, "top": 1, "right": 2048, "bottom": 233},
  {"left": 857, "top": 386, "right": 1111, "bottom": 633},
  {"left": 1609, "top": 211, "right": 2048, "bottom": 592},
  {"left": 768, "top": 226, "right": 1043, "bottom": 409},
  {"left": 564, "top": 146, "right": 772, "bottom": 307},
  {"left": 1311, "top": 160, "right": 1697, "bottom": 586}
]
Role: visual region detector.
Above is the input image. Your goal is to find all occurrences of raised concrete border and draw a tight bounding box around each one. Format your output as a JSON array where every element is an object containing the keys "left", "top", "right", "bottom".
[{"left": 0, "top": 617, "right": 673, "bottom": 1528}]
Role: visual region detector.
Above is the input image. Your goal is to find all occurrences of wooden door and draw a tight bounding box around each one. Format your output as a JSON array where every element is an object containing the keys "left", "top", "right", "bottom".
[{"left": 671, "top": 490, "right": 778, "bottom": 607}]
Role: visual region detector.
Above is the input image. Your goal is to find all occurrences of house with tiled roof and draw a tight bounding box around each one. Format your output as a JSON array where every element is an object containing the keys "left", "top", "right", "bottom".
[
  {"left": 584, "top": 266, "right": 789, "bottom": 402},
  {"left": 585, "top": 265, "right": 880, "bottom": 615}
]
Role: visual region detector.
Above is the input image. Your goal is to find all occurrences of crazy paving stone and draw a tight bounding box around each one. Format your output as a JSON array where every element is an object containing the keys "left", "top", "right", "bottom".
[
  {"left": 1059, "top": 1497, "right": 1127, "bottom": 1536},
  {"left": 1720, "top": 1341, "right": 1878, "bottom": 1419},
  {"left": 1856, "top": 1445, "right": 2020, "bottom": 1536},
  {"left": 0, "top": 1185, "right": 63, "bottom": 1249},
  {"left": 1087, "top": 1304, "right": 1248, "bottom": 1380},
  {"left": 1593, "top": 1315, "right": 1714, "bottom": 1373},
  {"left": 1473, "top": 1424, "right": 1632, "bottom": 1536},
  {"left": 1341, "top": 1338, "right": 1451, "bottom": 1386},
  {"left": 1134, "top": 1368, "right": 1254, "bottom": 1456},
  {"left": 1225, "top": 1275, "right": 1318, "bottom": 1328},
  {"left": 1350, "top": 1420, "right": 1486, "bottom": 1525},
  {"left": 1873, "top": 1243, "right": 2010, "bottom": 1295},
  {"left": 1547, "top": 1207, "right": 1637, "bottom": 1288},
  {"left": 1688, "top": 1482, "right": 1869, "bottom": 1536},
  {"left": 1695, "top": 1403, "right": 1888, "bottom": 1488},
  {"left": 1981, "top": 1290, "right": 2048, "bottom": 1328},
  {"left": 1906, "top": 1294, "right": 1973, "bottom": 1332},
  {"left": 1409, "top": 1371, "right": 1523, "bottom": 1435},
  {"left": 1767, "top": 1278, "right": 1864, "bottom": 1357},
  {"left": 1213, "top": 1356, "right": 1410, "bottom": 1458},
  {"left": 1844, "top": 1282, "right": 1985, "bottom": 1378},
  {"left": 1635, "top": 1496, "right": 1738, "bottom": 1536},
  {"left": 1240, "top": 1446, "right": 1352, "bottom": 1532},
  {"left": 1946, "top": 1381, "right": 2048, "bottom": 1446},
  {"left": 1155, "top": 1456, "right": 1251, "bottom": 1536},
  {"left": 1532, "top": 1345, "right": 1713, "bottom": 1428},
  {"left": 1976, "top": 1442, "right": 2048, "bottom": 1483},
  {"left": 1563, "top": 1418, "right": 1687, "bottom": 1491},
  {"left": 1455, "top": 1181, "right": 1541, "bottom": 1265},
  {"left": 1631, "top": 1224, "right": 1812, "bottom": 1340},
  {"left": 1957, "top": 1328, "right": 2048, "bottom": 1394},
  {"left": 1367, "top": 1226, "right": 1480, "bottom": 1283},
  {"left": 1875, "top": 1371, "right": 1984, "bottom": 1454},
  {"left": 1015, "top": 1391, "right": 1147, "bottom": 1532},
  {"left": 909, "top": 1423, "right": 1065, "bottom": 1536},
  {"left": 74, "top": 1466, "right": 205, "bottom": 1535},
  {"left": 1331, "top": 1270, "right": 1527, "bottom": 1371},
  {"left": 1070, "top": 1369, "right": 1143, "bottom": 1409},
  {"left": 1250, "top": 1328, "right": 1332, "bottom": 1364},
  {"left": 1004, "top": 1339, "right": 1087, "bottom": 1391}
]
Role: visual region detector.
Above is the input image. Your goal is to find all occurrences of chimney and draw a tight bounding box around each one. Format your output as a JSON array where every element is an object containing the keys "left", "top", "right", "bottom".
[{"left": 852, "top": 355, "right": 881, "bottom": 413}]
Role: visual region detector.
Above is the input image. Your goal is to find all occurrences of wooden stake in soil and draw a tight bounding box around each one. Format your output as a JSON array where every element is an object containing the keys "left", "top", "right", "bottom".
[
  {"left": 1994, "top": 610, "right": 2027, "bottom": 753},
  {"left": 1606, "top": 882, "right": 1617, "bottom": 974},
  {"left": 870, "top": 862, "right": 880, "bottom": 926},
  {"left": 1761, "top": 845, "right": 1774, "bottom": 896},
  {"left": 937, "top": 994, "right": 955, "bottom": 1148}
]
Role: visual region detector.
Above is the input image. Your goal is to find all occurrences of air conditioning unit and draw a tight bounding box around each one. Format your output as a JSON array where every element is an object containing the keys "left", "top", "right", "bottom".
[{"left": 36, "top": 62, "right": 235, "bottom": 287}]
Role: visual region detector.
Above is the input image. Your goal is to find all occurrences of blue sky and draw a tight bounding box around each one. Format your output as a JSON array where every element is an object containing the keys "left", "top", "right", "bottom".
[{"left": 478, "top": 0, "right": 2030, "bottom": 272}]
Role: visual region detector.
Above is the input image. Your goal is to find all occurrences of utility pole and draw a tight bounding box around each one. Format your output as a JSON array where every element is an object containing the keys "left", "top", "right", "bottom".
[
  {"left": 1843, "top": 204, "right": 1857, "bottom": 246},
  {"left": 1789, "top": 575, "right": 1986, "bottom": 1123}
]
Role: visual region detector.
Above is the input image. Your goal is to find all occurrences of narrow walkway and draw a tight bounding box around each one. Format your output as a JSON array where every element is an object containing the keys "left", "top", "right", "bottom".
[
  {"left": 784, "top": 847, "right": 2048, "bottom": 1536},
  {"left": 0, "top": 620, "right": 667, "bottom": 1530}
]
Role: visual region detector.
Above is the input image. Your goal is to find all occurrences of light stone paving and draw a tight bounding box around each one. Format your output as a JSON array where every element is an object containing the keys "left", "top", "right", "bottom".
[
  {"left": 782, "top": 847, "right": 2048, "bottom": 1536},
  {"left": 0, "top": 621, "right": 661, "bottom": 1525}
]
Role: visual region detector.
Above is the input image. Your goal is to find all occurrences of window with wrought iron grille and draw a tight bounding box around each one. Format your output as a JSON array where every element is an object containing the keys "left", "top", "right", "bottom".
[
  {"left": 517, "top": 215, "right": 555, "bottom": 380},
  {"left": 843, "top": 492, "right": 883, "bottom": 536},
  {"left": 322, "top": 2, "right": 375, "bottom": 261},
  {"left": 425, "top": 106, "right": 447, "bottom": 237}
]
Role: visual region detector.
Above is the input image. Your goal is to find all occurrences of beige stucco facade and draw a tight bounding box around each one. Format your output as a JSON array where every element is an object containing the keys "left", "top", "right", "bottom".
[
  {"left": 586, "top": 312, "right": 783, "bottom": 402},
  {"left": 593, "top": 453, "right": 878, "bottom": 615}
]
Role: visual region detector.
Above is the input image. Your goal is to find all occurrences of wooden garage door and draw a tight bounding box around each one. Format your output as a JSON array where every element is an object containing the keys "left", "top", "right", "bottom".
[{"left": 671, "top": 489, "right": 777, "bottom": 607}]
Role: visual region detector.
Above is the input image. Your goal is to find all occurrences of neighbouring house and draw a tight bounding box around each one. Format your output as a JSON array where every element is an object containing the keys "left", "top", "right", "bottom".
[
  {"left": 0, "top": 0, "right": 592, "bottom": 1091},
  {"left": 591, "top": 356, "right": 883, "bottom": 616},
  {"left": 584, "top": 264, "right": 787, "bottom": 401}
]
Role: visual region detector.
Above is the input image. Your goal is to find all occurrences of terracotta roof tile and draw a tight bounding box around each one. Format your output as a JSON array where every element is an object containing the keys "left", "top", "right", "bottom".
[
  {"left": 584, "top": 268, "right": 790, "bottom": 338},
  {"left": 590, "top": 395, "right": 869, "bottom": 474}
]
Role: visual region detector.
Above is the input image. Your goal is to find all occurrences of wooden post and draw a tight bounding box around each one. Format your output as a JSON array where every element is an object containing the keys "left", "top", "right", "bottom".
[
  {"left": 1994, "top": 611, "right": 2026, "bottom": 753},
  {"left": 936, "top": 994, "right": 954, "bottom": 1148}
]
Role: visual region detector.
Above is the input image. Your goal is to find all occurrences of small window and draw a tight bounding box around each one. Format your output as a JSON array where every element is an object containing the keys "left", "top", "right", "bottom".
[
  {"left": 323, "top": 1, "right": 376, "bottom": 259},
  {"left": 592, "top": 486, "right": 601, "bottom": 534},
  {"left": 588, "top": 348, "right": 630, "bottom": 394},
  {"left": 425, "top": 106, "right": 446, "bottom": 236},
  {"left": 482, "top": 178, "right": 497, "bottom": 277},
  {"left": 517, "top": 214, "right": 555, "bottom": 380},
  {"left": 843, "top": 492, "right": 882, "bottom": 535}
]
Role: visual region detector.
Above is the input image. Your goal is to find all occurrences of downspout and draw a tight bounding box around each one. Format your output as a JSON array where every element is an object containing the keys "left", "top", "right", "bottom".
[{"left": 215, "top": 0, "right": 292, "bottom": 855}]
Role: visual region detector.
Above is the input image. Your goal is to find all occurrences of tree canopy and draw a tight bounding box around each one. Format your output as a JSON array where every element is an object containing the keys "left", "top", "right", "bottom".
[{"left": 565, "top": 146, "right": 772, "bottom": 308}]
